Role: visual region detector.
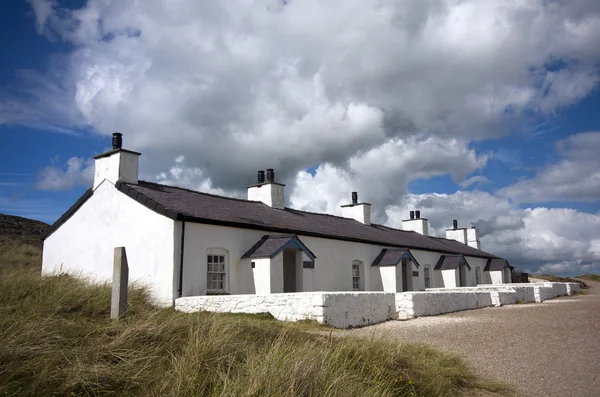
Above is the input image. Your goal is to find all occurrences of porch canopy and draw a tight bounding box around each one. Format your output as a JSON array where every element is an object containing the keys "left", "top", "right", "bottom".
[
  {"left": 371, "top": 248, "right": 420, "bottom": 267},
  {"left": 435, "top": 255, "right": 471, "bottom": 270},
  {"left": 242, "top": 234, "right": 316, "bottom": 261},
  {"left": 484, "top": 258, "right": 512, "bottom": 271}
]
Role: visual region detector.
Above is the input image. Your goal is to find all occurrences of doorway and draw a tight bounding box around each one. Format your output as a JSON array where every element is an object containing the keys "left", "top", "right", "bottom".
[
  {"left": 458, "top": 264, "right": 467, "bottom": 287},
  {"left": 283, "top": 249, "right": 297, "bottom": 292},
  {"left": 400, "top": 259, "right": 413, "bottom": 292}
]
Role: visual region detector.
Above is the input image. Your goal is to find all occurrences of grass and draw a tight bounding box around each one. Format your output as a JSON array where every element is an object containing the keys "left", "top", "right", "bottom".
[
  {"left": 576, "top": 274, "right": 600, "bottom": 282},
  {"left": 0, "top": 238, "right": 511, "bottom": 397}
]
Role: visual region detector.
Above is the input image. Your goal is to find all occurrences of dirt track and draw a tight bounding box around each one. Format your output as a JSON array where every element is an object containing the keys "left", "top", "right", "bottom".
[{"left": 347, "top": 282, "right": 600, "bottom": 396}]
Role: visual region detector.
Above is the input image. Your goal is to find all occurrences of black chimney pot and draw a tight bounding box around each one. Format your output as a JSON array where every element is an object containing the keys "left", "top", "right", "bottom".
[
  {"left": 257, "top": 170, "right": 265, "bottom": 184},
  {"left": 266, "top": 168, "right": 275, "bottom": 182},
  {"left": 112, "top": 132, "right": 123, "bottom": 150},
  {"left": 453, "top": 219, "right": 458, "bottom": 230},
  {"left": 409, "top": 211, "right": 415, "bottom": 220},
  {"left": 351, "top": 191, "right": 358, "bottom": 204},
  {"left": 415, "top": 210, "right": 421, "bottom": 219}
]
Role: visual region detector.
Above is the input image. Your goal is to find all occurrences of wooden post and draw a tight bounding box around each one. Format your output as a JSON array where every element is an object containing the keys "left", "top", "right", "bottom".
[{"left": 111, "top": 247, "right": 129, "bottom": 319}]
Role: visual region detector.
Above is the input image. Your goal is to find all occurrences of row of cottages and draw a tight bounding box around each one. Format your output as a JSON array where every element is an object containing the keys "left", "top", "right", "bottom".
[{"left": 42, "top": 133, "right": 513, "bottom": 306}]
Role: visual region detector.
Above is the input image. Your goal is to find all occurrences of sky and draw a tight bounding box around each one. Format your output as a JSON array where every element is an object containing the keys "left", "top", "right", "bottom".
[{"left": 1, "top": 0, "right": 600, "bottom": 276}]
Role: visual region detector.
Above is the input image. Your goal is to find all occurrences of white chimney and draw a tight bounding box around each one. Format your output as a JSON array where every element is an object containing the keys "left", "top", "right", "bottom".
[
  {"left": 93, "top": 132, "right": 140, "bottom": 189},
  {"left": 402, "top": 210, "right": 429, "bottom": 235},
  {"left": 341, "top": 192, "right": 371, "bottom": 225},
  {"left": 247, "top": 169, "right": 285, "bottom": 209},
  {"left": 467, "top": 226, "right": 481, "bottom": 249},
  {"left": 445, "top": 219, "right": 467, "bottom": 244}
]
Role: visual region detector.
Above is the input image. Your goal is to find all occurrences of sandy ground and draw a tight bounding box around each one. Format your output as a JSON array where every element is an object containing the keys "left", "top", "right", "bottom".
[{"left": 345, "top": 281, "right": 600, "bottom": 397}]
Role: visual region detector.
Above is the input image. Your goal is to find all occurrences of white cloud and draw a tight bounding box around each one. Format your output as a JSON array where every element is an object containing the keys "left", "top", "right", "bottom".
[
  {"left": 289, "top": 136, "right": 489, "bottom": 218},
  {"left": 499, "top": 131, "right": 600, "bottom": 202},
  {"left": 36, "top": 157, "right": 94, "bottom": 191},
  {"left": 4, "top": 0, "right": 598, "bottom": 191},
  {"left": 459, "top": 175, "right": 490, "bottom": 189},
  {"left": 385, "top": 191, "right": 600, "bottom": 276}
]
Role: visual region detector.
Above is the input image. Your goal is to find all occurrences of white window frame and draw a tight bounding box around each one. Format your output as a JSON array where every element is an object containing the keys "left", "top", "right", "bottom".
[
  {"left": 352, "top": 260, "right": 364, "bottom": 291},
  {"left": 476, "top": 267, "right": 481, "bottom": 285},
  {"left": 424, "top": 267, "right": 431, "bottom": 289},
  {"left": 206, "top": 248, "right": 229, "bottom": 294}
]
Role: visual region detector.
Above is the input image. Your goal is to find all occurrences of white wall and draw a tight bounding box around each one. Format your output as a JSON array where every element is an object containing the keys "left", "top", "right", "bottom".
[
  {"left": 42, "top": 180, "right": 177, "bottom": 306},
  {"left": 490, "top": 270, "right": 504, "bottom": 284},
  {"left": 175, "top": 291, "right": 395, "bottom": 328},
  {"left": 179, "top": 222, "right": 499, "bottom": 296}
]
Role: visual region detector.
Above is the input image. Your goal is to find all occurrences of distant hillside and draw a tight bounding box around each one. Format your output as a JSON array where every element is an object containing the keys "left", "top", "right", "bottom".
[
  {"left": 0, "top": 213, "right": 48, "bottom": 240},
  {"left": 0, "top": 213, "right": 48, "bottom": 272}
]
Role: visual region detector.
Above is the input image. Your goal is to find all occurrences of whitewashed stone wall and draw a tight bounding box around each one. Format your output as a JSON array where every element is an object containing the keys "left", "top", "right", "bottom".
[
  {"left": 175, "top": 282, "right": 580, "bottom": 328},
  {"left": 396, "top": 291, "right": 493, "bottom": 320},
  {"left": 175, "top": 291, "right": 395, "bottom": 328}
]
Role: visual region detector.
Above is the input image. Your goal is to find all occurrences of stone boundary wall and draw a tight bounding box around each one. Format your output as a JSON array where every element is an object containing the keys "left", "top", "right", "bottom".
[
  {"left": 175, "top": 282, "right": 580, "bottom": 328},
  {"left": 396, "top": 291, "right": 493, "bottom": 320},
  {"left": 175, "top": 291, "right": 395, "bottom": 328}
]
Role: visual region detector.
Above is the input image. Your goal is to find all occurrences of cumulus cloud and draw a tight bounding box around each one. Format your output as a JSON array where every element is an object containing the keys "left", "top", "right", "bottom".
[
  {"left": 6, "top": 0, "right": 600, "bottom": 190},
  {"left": 36, "top": 157, "right": 94, "bottom": 191},
  {"left": 499, "top": 131, "right": 600, "bottom": 203},
  {"left": 289, "top": 136, "right": 489, "bottom": 218},
  {"left": 458, "top": 175, "right": 491, "bottom": 189},
  {"left": 385, "top": 191, "right": 600, "bottom": 275}
]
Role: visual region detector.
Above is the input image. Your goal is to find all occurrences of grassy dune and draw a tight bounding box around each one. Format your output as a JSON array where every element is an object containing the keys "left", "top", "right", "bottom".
[
  {"left": 576, "top": 274, "right": 600, "bottom": 282},
  {"left": 0, "top": 235, "right": 510, "bottom": 396}
]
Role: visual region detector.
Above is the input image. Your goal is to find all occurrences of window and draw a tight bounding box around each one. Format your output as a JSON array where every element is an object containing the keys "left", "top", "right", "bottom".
[
  {"left": 352, "top": 260, "right": 363, "bottom": 291},
  {"left": 476, "top": 267, "right": 481, "bottom": 285},
  {"left": 207, "top": 249, "right": 228, "bottom": 293},
  {"left": 424, "top": 267, "right": 431, "bottom": 289}
]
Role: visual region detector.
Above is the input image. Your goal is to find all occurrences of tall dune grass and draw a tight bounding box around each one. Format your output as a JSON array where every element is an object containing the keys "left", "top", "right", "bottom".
[{"left": 0, "top": 239, "right": 509, "bottom": 396}]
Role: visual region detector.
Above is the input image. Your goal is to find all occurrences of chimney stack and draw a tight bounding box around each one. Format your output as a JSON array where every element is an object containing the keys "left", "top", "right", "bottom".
[
  {"left": 341, "top": 192, "right": 371, "bottom": 225},
  {"left": 93, "top": 133, "right": 140, "bottom": 189},
  {"left": 112, "top": 132, "right": 123, "bottom": 150},
  {"left": 266, "top": 168, "right": 275, "bottom": 183},
  {"left": 402, "top": 210, "right": 429, "bottom": 235},
  {"left": 247, "top": 168, "right": 285, "bottom": 209},
  {"left": 446, "top": 220, "right": 467, "bottom": 244},
  {"left": 467, "top": 226, "right": 481, "bottom": 250}
]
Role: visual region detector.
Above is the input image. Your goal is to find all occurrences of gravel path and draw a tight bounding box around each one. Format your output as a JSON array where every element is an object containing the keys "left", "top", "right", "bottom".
[{"left": 346, "top": 281, "right": 600, "bottom": 397}]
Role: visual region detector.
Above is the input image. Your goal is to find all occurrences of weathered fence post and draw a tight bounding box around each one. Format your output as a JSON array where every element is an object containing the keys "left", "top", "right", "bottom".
[{"left": 111, "top": 247, "right": 129, "bottom": 319}]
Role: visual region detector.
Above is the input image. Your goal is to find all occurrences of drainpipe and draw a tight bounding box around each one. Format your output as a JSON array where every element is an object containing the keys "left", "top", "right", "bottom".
[{"left": 178, "top": 221, "right": 186, "bottom": 297}]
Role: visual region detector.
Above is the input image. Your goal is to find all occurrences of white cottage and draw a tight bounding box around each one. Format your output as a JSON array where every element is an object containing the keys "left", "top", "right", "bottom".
[{"left": 42, "top": 133, "right": 513, "bottom": 306}]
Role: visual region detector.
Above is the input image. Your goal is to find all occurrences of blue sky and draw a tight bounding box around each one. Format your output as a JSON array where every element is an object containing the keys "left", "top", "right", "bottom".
[{"left": 1, "top": 1, "right": 600, "bottom": 275}]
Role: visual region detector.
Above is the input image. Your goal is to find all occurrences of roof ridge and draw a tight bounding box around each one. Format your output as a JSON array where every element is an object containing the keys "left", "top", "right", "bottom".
[{"left": 136, "top": 180, "right": 265, "bottom": 205}]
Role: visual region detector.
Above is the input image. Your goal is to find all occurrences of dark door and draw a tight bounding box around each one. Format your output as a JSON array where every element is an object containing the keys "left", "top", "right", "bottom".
[
  {"left": 283, "top": 249, "right": 296, "bottom": 293},
  {"left": 458, "top": 265, "right": 465, "bottom": 287},
  {"left": 401, "top": 262, "right": 408, "bottom": 292}
]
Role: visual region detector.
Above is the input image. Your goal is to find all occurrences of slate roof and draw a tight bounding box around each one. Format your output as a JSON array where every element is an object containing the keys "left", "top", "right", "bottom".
[
  {"left": 484, "top": 258, "right": 512, "bottom": 271},
  {"left": 43, "top": 180, "right": 502, "bottom": 260},
  {"left": 434, "top": 255, "right": 472, "bottom": 270},
  {"left": 371, "top": 248, "right": 421, "bottom": 267},
  {"left": 241, "top": 234, "right": 316, "bottom": 260}
]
